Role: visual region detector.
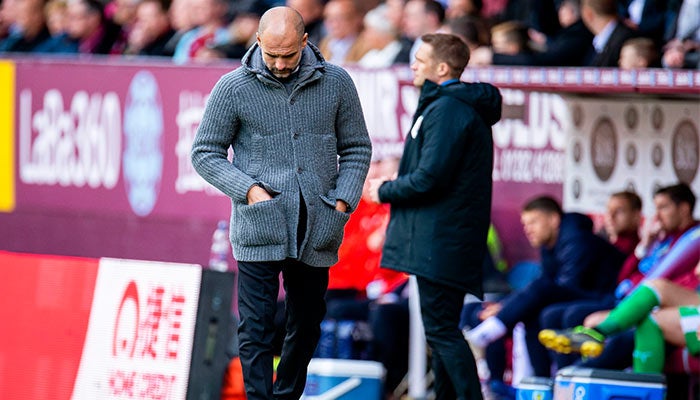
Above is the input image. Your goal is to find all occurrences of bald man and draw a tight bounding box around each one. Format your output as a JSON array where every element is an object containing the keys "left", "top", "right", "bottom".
[{"left": 191, "top": 6, "right": 372, "bottom": 399}]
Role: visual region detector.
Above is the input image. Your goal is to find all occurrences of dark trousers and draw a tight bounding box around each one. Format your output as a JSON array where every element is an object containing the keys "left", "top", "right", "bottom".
[
  {"left": 237, "top": 259, "right": 329, "bottom": 400},
  {"left": 579, "top": 329, "right": 634, "bottom": 370},
  {"left": 417, "top": 277, "right": 483, "bottom": 400},
  {"left": 540, "top": 297, "right": 617, "bottom": 370},
  {"left": 496, "top": 278, "right": 598, "bottom": 377}
]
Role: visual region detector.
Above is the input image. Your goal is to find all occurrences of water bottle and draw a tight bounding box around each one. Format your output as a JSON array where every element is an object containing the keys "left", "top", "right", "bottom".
[{"left": 209, "top": 220, "right": 230, "bottom": 272}]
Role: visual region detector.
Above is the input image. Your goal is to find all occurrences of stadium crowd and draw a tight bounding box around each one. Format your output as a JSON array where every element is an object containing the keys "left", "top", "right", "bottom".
[{"left": 1, "top": 0, "right": 699, "bottom": 69}]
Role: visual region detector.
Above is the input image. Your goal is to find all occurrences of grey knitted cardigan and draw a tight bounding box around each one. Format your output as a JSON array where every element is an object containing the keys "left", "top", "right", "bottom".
[{"left": 191, "top": 42, "right": 372, "bottom": 267}]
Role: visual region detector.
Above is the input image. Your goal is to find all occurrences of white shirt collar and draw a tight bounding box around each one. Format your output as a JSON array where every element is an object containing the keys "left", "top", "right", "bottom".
[
  {"left": 627, "top": 0, "right": 645, "bottom": 25},
  {"left": 593, "top": 20, "right": 618, "bottom": 53}
]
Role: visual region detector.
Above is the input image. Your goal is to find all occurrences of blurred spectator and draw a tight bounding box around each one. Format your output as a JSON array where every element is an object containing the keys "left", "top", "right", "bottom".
[
  {"left": 490, "top": 21, "right": 530, "bottom": 56},
  {"left": 172, "top": 0, "right": 229, "bottom": 63},
  {"left": 66, "top": 0, "right": 122, "bottom": 54},
  {"left": 481, "top": 0, "right": 508, "bottom": 20},
  {"left": 125, "top": 0, "right": 175, "bottom": 56},
  {"left": 581, "top": 0, "right": 637, "bottom": 67},
  {"left": 106, "top": 0, "right": 139, "bottom": 28},
  {"left": 0, "top": 0, "right": 52, "bottom": 52},
  {"left": 286, "top": 0, "right": 325, "bottom": 45},
  {"left": 445, "top": 0, "right": 481, "bottom": 20},
  {"left": 40, "top": 0, "right": 77, "bottom": 52},
  {"left": 161, "top": 0, "right": 194, "bottom": 56},
  {"left": 0, "top": 0, "right": 20, "bottom": 40},
  {"left": 469, "top": 20, "right": 532, "bottom": 66},
  {"left": 472, "top": 0, "right": 594, "bottom": 66},
  {"left": 618, "top": 37, "right": 658, "bottom": 69},
  {"left": 104, "top": 0, "right": 141, "bottom": 54},
  {"left": 194, "top": 3, "right": 263, "bottom": 61},
  {"left": 384, "top": 0, "right": 412, "bottom": 64},
  {"left": 662, "top": 0, "right": 699, "bottom": 69},
  {"left": 385, "top": 0, "right": 404, "bottom": 29},
  {"left": 499, "top": 0, "right": 560, "bottom": 38},
  {"left": 444, "top": 15, "right": 484, "bottom": 51},
  {"left": 318, "top": 0, "right": 366, "bottom": 64},
  {"left": 356, "top": 4, "right": 402, "bottom": 67},
  {"left": 600, "top": 191, "right": 642, "bottom": 257},
  {"left": 402, "top": 0, "right": 445, "bottom": 62},
  {"left": 617, "top": 0, "right": 668, "bottom": 45},
  {"left": 44, "top": 0, "right": 67, "bottom": 36}
]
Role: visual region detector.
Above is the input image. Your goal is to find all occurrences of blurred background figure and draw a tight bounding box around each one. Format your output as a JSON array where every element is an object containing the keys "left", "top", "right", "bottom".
[
  {"left": 286, "top": 0, "right": 325, "bottom": 45},
  {"left": 356, "top": 3, "right": 402, "bottom": 67},
  {"left": 0, "top": 0, "right": 52, "bottom": 52},
  {"left": 581, "top": 0, "right": 637, "bottom": 67},
  {"left": 44, "top": 0, "right": 68, "bottom": 36},
  {"left": 105, "top": 0, "right": 140, "bottom": 53},
  {"left": 171, "top": 0, "right": 229, "bottom": 63},
  {"left": 469, "top": 19, "right": 530, "bottom": 66},
  {"left": 616, "top": 0, "right": 669, "bottom": 46},
  {"left": 384, "top": 0, "right": 412, "bottom": 64},
  {"left": 193, "top": 1, "right": 264, "bottom": 62},
  {"left": 444, "top": 15, "right": 486, "bottom": 51},
  {"left": 163, "top": 0, "right": 196, "bottom": 54},
  {"left": 445, "top": 0, "right": 481, "bottom": 20},
  {"left": 125, "top": 0, "right": 176, "bottom": 56},
  {"left": 0, "top": 0, "right": 19, "bottom": 41},
  {"left": 402, "top": 0, "right": 445, "bottom": 62},
  {"left": 662, "top": 0, "right": 699, "bottom": 69},
  {"left": 318, "top": 0, "right": 366, "bottom": 64},
  {"left": 619, "top": 37, "right": 659, "bottom": 69},
  {"left": 599, "top": 191, "right": 643, "bottom": 257},
  {"left": 489, "top": 20, "right": 531, "bottom": 58},
  {"left": 66, "top": 0, "right": 122, "bottom": 54},
  {"left": 499, "top": 0, "right": 560, "bottom": 39}
]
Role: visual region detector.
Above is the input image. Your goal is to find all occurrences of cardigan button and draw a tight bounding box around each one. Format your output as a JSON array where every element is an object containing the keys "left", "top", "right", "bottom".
[{"left": 297, "top": 167, "right": 303, "bottom": 173}]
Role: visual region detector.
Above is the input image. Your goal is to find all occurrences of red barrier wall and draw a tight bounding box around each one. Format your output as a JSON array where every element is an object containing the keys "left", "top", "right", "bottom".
[{"left": 0, "top": 251, "right": 203, "bottom": 400}]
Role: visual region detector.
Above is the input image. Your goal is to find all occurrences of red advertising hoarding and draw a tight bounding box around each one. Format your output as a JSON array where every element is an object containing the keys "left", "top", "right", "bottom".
[{"left": 0, "top": 251, "right": 203, "bottom": 400}]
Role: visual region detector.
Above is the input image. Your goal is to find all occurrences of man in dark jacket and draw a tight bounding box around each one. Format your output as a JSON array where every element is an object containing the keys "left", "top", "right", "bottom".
[
  {"left": 581, "top": 0, "right": 637, "bottom": 67},
  {"left": 369, "top": 33, "right": 502, "bottom": 400},
  {"left": 465, "top": 196, "right": 626, "bottom": 377}
]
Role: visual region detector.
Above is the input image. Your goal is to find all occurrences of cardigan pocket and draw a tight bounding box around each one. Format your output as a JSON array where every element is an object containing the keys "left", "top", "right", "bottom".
[
  {"left": 234, "top": 198, "right": 287, "bottom": 246},
  {"left": 309, "top": 197, "right": 350, "bottom": 252}
]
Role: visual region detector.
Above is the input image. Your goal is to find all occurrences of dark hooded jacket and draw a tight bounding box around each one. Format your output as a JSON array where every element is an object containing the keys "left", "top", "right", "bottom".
[
  {"left": 378, "top": 80, "right": 502, "bottom": 298},
  {"left": 541, "top": 212, "right": 626, "bottom": 298}
]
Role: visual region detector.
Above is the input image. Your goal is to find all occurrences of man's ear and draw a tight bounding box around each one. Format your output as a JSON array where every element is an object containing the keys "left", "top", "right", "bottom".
[{"left": 437, "top": 61, "right": 450, "bottom": 78}]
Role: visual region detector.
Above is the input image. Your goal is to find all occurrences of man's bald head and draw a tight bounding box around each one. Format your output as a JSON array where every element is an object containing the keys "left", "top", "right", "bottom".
[
  {"left": 258, "top": 6, "right": 306, "bottom": 39},
  {"left": 256, "top": 6, "right": 309, "bottom": 79}
]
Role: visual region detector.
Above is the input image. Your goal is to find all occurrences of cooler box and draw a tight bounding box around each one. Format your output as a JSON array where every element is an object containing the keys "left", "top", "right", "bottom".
[
  {"left": 516, "top": 376, "right": 553, "bottom": 400},
  {"left": 302, "top": 359, "right": 385, "bottom": 400},
  {"left": 553, "top": 367, "right": 666, "bottom": 400}
]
